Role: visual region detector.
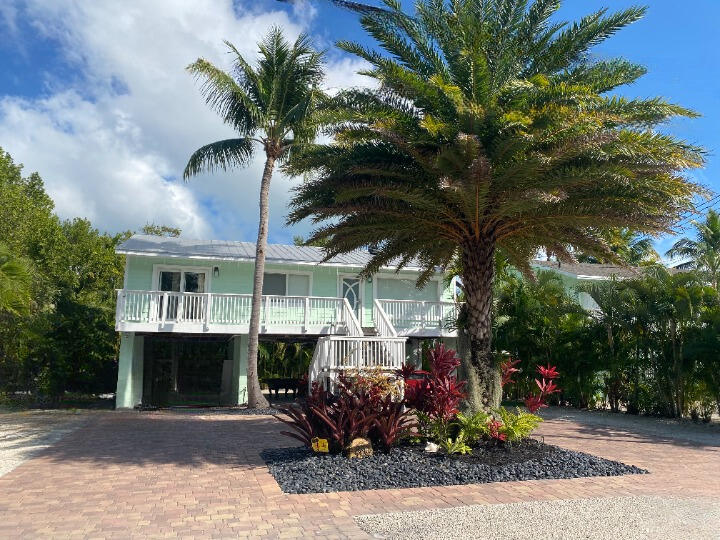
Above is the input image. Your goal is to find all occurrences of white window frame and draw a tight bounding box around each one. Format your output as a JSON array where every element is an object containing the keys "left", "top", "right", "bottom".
[
  {"left": 152, "top": 264, "right": 213, "bottom": 293},
  {"left": 372, "top": 272, "right": 443, "bottom": 302},
  {"left": 262, "top": 269, "right": 313, "bottom": 297}
]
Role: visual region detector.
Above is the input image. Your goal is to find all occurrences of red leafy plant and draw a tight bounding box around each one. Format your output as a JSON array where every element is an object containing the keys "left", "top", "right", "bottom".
[
  {"left": 372, "top": 395, "right": 417, "bottom": 452},
  {"left": 277, "top": 370, "right": 415, "bottom": 454},
  {"left": 487, "top": 419, "right": 507, "bottom": 442},
  {"left": 501, "top": 359, "right": 561, "bottom": 413},
  {"left": 400, "top": 343, "right": 466, "bottom": 422}
]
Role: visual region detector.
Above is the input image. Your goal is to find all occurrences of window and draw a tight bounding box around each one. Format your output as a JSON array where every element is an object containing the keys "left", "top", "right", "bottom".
[
  {"left": 376, "top": 277, "right": 437, "bottom": 301},
  {"left": 262, "top": 273, "right": 287, "bottom": 295},
  {"left": 262, "top": 272, "right": 311, "bottom": 296}
]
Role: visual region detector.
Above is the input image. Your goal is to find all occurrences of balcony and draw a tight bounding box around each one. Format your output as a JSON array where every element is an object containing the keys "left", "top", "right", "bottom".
[{"left": 115, "top": 290, "right": 361, "bottom": 335}]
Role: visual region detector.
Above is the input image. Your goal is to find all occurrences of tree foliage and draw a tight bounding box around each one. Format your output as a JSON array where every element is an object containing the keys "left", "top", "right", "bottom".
[
  {"left": 287, "top": 0, "right": 704, "bottom": 411},
  {"left": 0, "top": 148, "right": 129, "bottom": 401},
  {"left": 184, "top": 27, "right": 325, "bottom": 408},
  {"left": 495, "top": 260, "right": 720, "bottom": 419}
]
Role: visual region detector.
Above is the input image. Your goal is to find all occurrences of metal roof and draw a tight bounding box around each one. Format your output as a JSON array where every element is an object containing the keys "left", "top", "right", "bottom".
[
  {"left": 532, "top": 260, "right": 655, "bottom": 279},
  {"left": 116, "top": 234, "right": 424, "bottom": 270}
]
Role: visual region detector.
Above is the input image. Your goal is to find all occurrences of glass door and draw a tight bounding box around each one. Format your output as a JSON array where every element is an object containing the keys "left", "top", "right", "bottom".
[
  {"left": 157, "top": 269, "right": 208, "bottom": 321},
  {"left": 341, "top": 277, "right": 362, "bottom": 323},
  {"left": 159, "top": 271, "right": 181, "bottom": 320}
]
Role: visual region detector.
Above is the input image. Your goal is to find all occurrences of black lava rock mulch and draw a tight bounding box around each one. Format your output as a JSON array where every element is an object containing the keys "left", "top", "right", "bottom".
[{"left": 260, "top": 439, "right": 647, "bottom": 494}]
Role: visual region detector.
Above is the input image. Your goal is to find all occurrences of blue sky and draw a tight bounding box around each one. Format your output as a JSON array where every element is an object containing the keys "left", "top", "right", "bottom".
[{"left": 0, "top": 0, "right": 718, "bottom": 257}]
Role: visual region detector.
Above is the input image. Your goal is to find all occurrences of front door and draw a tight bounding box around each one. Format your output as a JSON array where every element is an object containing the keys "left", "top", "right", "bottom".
[
  {"left": 340, "top": 277, "right": 362, "bottom": 324},
  {"left": 157, "top": 269, "right": 208, "bottom": 321}
]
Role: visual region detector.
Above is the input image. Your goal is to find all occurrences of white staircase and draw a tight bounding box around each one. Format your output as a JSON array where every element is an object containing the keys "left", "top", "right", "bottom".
[{"left": 308, "top": 299, "right": 407, "bottom": 390}]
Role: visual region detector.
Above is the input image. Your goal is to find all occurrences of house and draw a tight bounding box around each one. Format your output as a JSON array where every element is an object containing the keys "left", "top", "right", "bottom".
[
  {"left": 531, "top": 260, "right": 649, "bottom": 310},
  {"left": 114, "top": 235, "right": 458, "bottom": 409}
]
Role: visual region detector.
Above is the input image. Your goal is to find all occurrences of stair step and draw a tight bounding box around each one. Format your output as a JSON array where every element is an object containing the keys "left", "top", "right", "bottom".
[{"left": 362, "top": 326, "right": 378, "bottom": 336}]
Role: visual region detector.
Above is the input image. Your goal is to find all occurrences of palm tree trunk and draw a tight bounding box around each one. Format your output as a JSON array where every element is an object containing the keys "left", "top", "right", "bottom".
[
  {"left": 458, "top": 235, "right": 501, "bottom": 412},
  {"left": 246, "top": 153, "right": 276, "bottom": 409}
]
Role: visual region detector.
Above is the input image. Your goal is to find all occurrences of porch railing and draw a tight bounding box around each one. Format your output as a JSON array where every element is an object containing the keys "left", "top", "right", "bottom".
[
  {"left": 309, "top": 335, "right": 407, "bottom": 389},
  {"left": 376, "top": 299, "right": 460, "bottom": 333},
  {"left": 116, "top": 290, "right": 360, "bottom": 333}
]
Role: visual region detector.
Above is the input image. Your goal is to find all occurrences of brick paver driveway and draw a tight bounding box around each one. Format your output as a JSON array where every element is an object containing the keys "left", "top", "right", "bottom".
[{"left": 0, "top": 409, "right": 717, "bottom": 538}]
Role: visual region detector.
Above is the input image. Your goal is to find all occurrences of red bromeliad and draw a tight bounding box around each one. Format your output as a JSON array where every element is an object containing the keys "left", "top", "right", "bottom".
[
  {"left": 487, "top": 419, "right": 507, "bottom": 442},
  {"left": 500, "top": 358, "right": 521, "bottom": 387},
  {"left": 502, "top": 361, "right": 561, "bottom": 413},
  {"left": 523, "top": 395, "right": 546, "bottom": 414},
  {"left": 537, "top": 364, "right": 559, "bottom": 379}
]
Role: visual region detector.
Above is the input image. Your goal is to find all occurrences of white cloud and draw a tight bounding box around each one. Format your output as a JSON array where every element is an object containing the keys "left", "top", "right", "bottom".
[{"left": 0, "top": 0, "right": 370, "bottom": 241}]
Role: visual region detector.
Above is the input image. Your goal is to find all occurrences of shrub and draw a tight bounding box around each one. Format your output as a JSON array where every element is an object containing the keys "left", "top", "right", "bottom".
[
  {"left": 372, "top": 396, "right": 417, "bottom": 451},
  {"left": 455, "top": 411, "right": 491, "bottom": 442},
  {"left": 502, "top": 360, "right": 561, "bottom": 413},
  {"left": 494, "top": 407, "right": 543, "bottom": 442},
  {"left": 439, "top": 434, "right": 472, "bottom": 455},
  {"left": 400, "top": 343, "right": 466, "bottom": 421}
]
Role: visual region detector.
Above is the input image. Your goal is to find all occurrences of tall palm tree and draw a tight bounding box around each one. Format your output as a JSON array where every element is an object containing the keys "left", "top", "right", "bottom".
[
  {"left": 667, "top": 209, "right": 720, "bottom": 289},
  {"left": 287, "top": 0, "right": 704, "bottom": 410},
  {"left": 184, "top": 28, "right": 324, "bottom": 408},
  {"left": 0, "top": 243, "right": 32, "bottom": 316}
]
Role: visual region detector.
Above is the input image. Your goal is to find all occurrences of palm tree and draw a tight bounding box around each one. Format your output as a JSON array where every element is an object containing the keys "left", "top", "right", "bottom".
[
  {"left": 184, "top": 28, "right": 324, "bottom": 408},
  {"left": 578, "top": 229, "right": 658, "bottom": 265},
  {"left": 667, "top": 209, "right": 720, "bottom": 289},
  {"left": 0, "top": 243, "right": 32, "bottom": 316},
  {"left": 287, "top": 0, "right": 704, "bottom": 410}
]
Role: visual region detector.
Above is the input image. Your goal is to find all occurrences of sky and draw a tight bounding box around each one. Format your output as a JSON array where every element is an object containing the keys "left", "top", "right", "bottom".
[{"left": 0, "top": 0, "right": 719, "bottom": 257}]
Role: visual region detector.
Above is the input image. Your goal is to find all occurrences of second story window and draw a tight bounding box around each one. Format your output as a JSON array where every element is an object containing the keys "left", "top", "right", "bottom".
[
  {"left": 262, "top": 272, "right": 310, "bottom": 296},
  {"left": 262, "top": 273, "right": 287, "bottom": 295}
]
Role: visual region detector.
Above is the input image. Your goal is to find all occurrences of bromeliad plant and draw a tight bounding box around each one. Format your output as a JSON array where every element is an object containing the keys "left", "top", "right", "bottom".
[
  {"left": 501, "top": 360, "right": 562, "bottom": 413},
  {"left": 276, "top": 369, "right": 415, "bottom": 454}
]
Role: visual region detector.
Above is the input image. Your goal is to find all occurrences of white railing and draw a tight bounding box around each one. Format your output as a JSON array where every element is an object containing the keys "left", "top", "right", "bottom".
[
  {"left": 342, "top": 298, "right": 363, "bottom": 336},
  {"left": 372, "top": 299, "right": 398, "bottom": 337},
  {"left": 309, "top": 335, "right": 407, "bottom": 390},
  {"left": 116, "top": 290, "right": 354, "bottom": 333},
  {"left": 376, "top": 299, "right": 460, "bottom": 334}
]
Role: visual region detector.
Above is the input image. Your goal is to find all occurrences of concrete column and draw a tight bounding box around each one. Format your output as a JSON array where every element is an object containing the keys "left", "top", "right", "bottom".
[
  {"left": 230, "top": 334, "right": 249, "bottom": 405},
  {"left": 116, "top": 332, "right": 144, "bottom": 409}
]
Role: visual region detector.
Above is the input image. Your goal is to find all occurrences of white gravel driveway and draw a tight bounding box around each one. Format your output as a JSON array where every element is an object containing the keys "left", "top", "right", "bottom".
[
  {"left": 0, "top": 410, "right": 90, "bottom": 477},
  {"left": 356, "top": 495, "right": 720, "bottom": 539}
]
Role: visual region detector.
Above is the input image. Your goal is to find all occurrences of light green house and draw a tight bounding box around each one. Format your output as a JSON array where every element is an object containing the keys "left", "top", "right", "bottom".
[{"left": 114, "top": 234, "right": 458, "bottom": 409}]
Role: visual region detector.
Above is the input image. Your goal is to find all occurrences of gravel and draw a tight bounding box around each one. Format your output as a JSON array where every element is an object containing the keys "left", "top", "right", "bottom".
[
  {"left": 0, "top": 410, "right": 88, "bottom": 478},
  {"left": 261, "top": 439, "right": 646, "bottom": 494},
  {"left": 354, "top": 495, "right": 720, "bottom": 540}
]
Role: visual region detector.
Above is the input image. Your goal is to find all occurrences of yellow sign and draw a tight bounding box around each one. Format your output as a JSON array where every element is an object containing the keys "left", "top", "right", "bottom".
[{"left": 311, "top": 437, "right": 329, "bottom": 453}]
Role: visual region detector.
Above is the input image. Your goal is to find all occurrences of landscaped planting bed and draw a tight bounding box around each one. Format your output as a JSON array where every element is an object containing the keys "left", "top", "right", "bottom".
[
  {"left": 268, "top": 344, "right": 647, "bottom": 494},
  {"left": 261, "top": 439, "right": 647, "bottom": 494}
]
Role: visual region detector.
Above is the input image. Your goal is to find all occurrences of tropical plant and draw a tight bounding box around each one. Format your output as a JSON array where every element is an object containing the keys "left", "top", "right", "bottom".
[
  {"left": 455, "top": 410, "right": 491, "bottom": 442},
  {"left": 287, "top": 0, "right": 703, "bottom": 412},
  {"left": 401, "top": 343, "right": 466, "bottom": 420},
  {"left": 667, "top": 209, "right": 720, "bottom": 289},
  {"left": 438, "top": 434, "right": 472, "bottom": 455},
  {"left": 184, "top": 28, "right": 325, "bottom": 408},
  {"left": 577, "top": 228, "right": 658, "bottom": 265},
  {"left": 494, "top": 407, "right": 543, "bottom": 442},
  {"left": 373, "top": 396, "right": 417, "bottom": 451},
  {"left": 0, "top": 243, "right": 32, "bottom": 316}
]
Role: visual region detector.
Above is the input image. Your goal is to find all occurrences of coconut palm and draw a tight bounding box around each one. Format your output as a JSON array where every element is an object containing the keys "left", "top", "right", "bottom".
[
  {"left": 287, "top": 0, "right": 704, "bottom": 410},
  {"left": 666, "top": 209, "right": 720, "bottom": 289},
  {"left": 184, "top": 28, "right": 324, "bottom": 408},
  {"left": 0, "top": 243, "right": 32, "bottom": 316}
]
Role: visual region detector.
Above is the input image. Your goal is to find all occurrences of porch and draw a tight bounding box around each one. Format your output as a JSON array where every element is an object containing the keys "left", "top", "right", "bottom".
[{"left": 115, "top": 290, "right": 460, "bottom": 338}]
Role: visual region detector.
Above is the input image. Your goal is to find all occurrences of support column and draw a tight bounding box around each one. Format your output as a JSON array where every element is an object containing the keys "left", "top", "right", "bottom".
[
  {"left": 116, "top": 332, "right": 144, "bottom": 409},
  {"left": 230, "top": 334, "right": 249, "bottom": 406}
]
